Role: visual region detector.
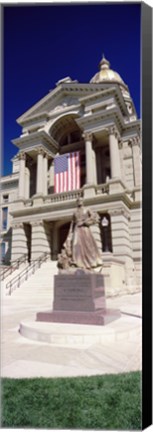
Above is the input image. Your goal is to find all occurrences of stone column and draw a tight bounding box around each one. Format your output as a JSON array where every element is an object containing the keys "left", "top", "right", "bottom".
[
  {"left": 25, "top": 167, "right": 30, "bottom": 199},
  {"left": 109, "top": 126, "right": 121, "bottom": 179},
  {"left": 92, "top": 146, "right": 97, "bottom": 184},
  {"left": 11, "top": 223, "right": 28, "bottom": 262},
  {"left": 43, "top": 153, "right": 48, "bottom": 196},
  {"left": 130, "top": 137, "right": 141, "bottom": 187},
  {"left": 36, "top": 148, "right": 44, "bottom": 195},
  {"left": 31, "top": 220, "right": 50, "bottom": 260},
  {"left": 118, "top": 139, "right": 124, "bottom": 184},
  {"left": 82, "top": 132, "right": 97, "bottom": 198},
  {"left": 49, "top": 159, "right": 54, "bottom": 190},
  {"left": 18, "top": 152, "right": 26, "bottom": 199},
  {"left": 83, "top": 132, "right": 95, "bottom": 184}
]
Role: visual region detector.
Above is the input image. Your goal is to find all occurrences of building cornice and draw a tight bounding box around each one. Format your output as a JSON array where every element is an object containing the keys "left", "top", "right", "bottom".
[
  {"left": 76, "top": 106, "right": 123, "bottom": 135},
  {"left": 12, "top": 130, "right": 59, "bottom": 154},
  {"left": 10, "top": 186, "right": 140, "bottom": 220},
  {"left": 77, "top": 104, "right": 140, "bottom": 138},
  {"left": 79, "top": 85, "right": 132, "bottom": 118},
  {"left": 0, "top": 173, "right": 19, "bottom": 183},
  {"left": 19, "top": 111, "right": 50, "bottom": 127},
  {"left": 17, "top": 81, "right": 137, "bottom": 127}
]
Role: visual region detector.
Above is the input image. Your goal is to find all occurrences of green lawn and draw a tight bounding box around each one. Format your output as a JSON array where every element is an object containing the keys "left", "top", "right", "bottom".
[{"left": 1, "top": 372, "right": 141, "bottom": 429}]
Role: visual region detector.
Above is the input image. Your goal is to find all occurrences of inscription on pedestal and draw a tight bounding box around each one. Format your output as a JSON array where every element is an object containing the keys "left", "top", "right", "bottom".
[
  {"left": 53, "top": 273, "right": 106, "bottom": 312},
  {"left": 36, "top": 271, "right": 121, "bottom": 325}
]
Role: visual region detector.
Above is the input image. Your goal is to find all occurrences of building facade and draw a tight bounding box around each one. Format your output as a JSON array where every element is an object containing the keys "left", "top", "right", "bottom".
[{"left": 0, "top": 56, "right": 142, "bottom": 296}]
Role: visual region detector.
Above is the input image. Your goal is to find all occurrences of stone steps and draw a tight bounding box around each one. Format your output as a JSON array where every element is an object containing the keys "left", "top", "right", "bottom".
[
  {"left": 3, "top": 261, "right": 58, "bottom": 304},
  {"left": 1, "top": 263, "right": 28, "bottom": 288}
]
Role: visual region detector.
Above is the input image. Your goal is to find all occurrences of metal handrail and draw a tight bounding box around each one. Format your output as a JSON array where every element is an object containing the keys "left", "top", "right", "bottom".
[
  {"left": 6, "top": 252, "right": 50, "bottom": 296},
  {"left": 0, "top": 254, "right": 28, "bottom": 281}
]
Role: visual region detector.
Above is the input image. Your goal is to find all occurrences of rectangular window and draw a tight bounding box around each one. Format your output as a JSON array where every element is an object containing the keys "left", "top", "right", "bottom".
[
  {"left": 2, "top": 207, "right": 8, "bottom": 230},
  {"left": 1, "top": 242, "right": 6, "bottom": 262},
  {"left": 3, "top": 194, "right": 9, "bottom": 203}
]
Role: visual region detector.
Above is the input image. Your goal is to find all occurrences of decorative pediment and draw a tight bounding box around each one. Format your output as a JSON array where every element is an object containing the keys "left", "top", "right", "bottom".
[
  {"left": 48, "top": 96, "right": 80, "bottom": 116},
  {"left": 16, "top": 81, "right": 138, "bottom": 139},
  {"left": 16, "top": 86, "right": 73, "bottom": 127},
  {"left": 16, "top": 83, "right": 99, "bottom": 127}
]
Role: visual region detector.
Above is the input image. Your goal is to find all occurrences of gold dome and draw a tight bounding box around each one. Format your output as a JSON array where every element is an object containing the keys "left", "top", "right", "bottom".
[{"left": 90, "top": 55, "right": 125, "bottom": 86}]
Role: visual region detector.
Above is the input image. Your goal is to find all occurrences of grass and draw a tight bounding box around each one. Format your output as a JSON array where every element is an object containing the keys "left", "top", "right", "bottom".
[{"left": 1, "top": 372, "right": 141, "bottom": 429}]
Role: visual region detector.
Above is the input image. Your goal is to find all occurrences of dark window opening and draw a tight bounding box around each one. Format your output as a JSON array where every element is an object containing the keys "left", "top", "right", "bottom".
[
  {"left": 3, "top": 195, "right": 9, "bottom": 203},
  {"left": 2, "top": 207, "right": 8, "bottom": 230},
  {"left": 100, "top": 213, "right": 112, "bottom": 252}
]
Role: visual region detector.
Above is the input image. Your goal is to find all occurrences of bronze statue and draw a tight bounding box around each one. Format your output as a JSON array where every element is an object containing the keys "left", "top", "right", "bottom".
[{"left": 58, "top": 198, "right": 103, "bottom": 272}]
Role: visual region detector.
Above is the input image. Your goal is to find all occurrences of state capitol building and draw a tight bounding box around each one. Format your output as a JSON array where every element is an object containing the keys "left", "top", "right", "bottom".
[{"left": 0, "top": 55, "right": 141, "bottom": 297}]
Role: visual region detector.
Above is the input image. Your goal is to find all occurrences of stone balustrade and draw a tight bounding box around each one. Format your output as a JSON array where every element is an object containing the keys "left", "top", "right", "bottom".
[
  {"left": 44, "top": 189, "right": 83, "bottom": 204},
  {"left": 17, "top": 179, "right": 136, "bottom": 209}
]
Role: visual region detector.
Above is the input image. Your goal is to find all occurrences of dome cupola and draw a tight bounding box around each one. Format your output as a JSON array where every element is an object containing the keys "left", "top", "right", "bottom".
[{"left": 90, "top": 54, "right": 126, "bottom": 87}]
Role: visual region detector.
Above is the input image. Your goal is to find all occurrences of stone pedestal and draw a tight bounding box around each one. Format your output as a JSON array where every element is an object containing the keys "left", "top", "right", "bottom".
[{"left": 36, "top": 272, "right": 120, "bottom": 325}]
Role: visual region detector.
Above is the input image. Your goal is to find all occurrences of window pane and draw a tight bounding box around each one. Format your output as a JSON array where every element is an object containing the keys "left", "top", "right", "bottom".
[{"left": 2, "top": 207, "right": 8, "bottom": 230}]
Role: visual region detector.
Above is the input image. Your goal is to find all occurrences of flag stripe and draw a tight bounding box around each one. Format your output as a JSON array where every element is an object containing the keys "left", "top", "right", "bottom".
[{"left": 54, "top": 151, "right": 80, "bottom": 193}]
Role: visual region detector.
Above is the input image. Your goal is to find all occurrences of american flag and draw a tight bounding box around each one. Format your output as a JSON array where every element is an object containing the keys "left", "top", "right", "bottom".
[{"left": 54, "top": 152, "right": 80, "bottom": 193}]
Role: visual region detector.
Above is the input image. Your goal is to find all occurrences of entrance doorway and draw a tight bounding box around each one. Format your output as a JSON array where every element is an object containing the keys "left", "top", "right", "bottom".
[{"left": 59, "top": 222, "right": 71, "bottom": 253}]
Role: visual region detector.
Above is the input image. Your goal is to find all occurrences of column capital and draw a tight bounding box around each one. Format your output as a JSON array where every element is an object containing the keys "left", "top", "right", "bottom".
[
  {"left": 108, "top": 125, "right": 120, "bottom": 140},
  {"left": 82, "top": 132, "right": 93, "bottom": 142},
  {"left": 31, "top": 220, "right": 44, "bottom": 227},
  {"left": 12, "top": 222, "right": 24, "bottom": 229},
  {"left": 19, "top": 151, "right": 26, "bottom": 161},
  {"left": 36, "top": 147, "right": 45, "bottom": 156},
  {"left": 129, "top": 136, "right": 140, "bottom": 147}
]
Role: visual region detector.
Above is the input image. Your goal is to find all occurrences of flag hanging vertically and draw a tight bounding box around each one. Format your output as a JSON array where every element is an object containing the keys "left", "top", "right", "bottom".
[{"left": 54, "top": 151, "right": 80, "bottom": 193}]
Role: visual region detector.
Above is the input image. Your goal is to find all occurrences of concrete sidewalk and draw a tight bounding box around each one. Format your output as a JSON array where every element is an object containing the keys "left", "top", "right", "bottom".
[{"left": 1, "top": 291, "right": 142, "bottom": 378}]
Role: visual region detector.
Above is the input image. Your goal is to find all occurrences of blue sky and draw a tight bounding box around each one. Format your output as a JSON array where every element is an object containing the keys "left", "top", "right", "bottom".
[{"left": 3, "top": 3, "right": 141, "bottom": 175}]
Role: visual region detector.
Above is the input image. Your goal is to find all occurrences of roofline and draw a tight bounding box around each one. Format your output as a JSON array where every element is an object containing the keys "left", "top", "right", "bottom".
[{"left": 16, "top": 81, "right": 131, "bottom": 125}]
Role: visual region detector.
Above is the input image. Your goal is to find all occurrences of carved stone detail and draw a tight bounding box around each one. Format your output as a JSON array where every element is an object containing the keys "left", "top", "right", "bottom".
[
  {"left": 82, "top": 132, "right": 93, "bottom": 142},
  {"left": 19, "top": 151, "right": 26, "bottom": 161},
  {"left": 128, "top": 136, "right": 140, "bottom": 147},
  {"left": 108, "top": 126, "right": 120, "bottom": 141},
  {"left": 37, "top": 147, "right": 45, "bottom": 156},
  {"left": 12, "top": 222, "right": 24, "bottom": 229},
  {"left": 31, "top": 220, "right": 44, "bottom": 227}
]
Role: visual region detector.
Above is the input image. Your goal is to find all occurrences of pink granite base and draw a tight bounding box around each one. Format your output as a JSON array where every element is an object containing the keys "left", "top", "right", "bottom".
[
  {"left": 36, "top": 308, "right": 121, "bottom": 325},
  {"left": 36, "top": 272, "right": 121, "bottom": 326}
]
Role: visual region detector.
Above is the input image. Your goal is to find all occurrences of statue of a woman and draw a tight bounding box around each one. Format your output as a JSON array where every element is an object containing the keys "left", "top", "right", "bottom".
[{"left": 58, "top": 198, "right": 103, "bottom": 272}]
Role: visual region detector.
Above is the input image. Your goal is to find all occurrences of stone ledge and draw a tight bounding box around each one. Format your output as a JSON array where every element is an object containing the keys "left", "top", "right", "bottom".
[{"left": 19, "top": 317, "right": 141, "bottom": 347}]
